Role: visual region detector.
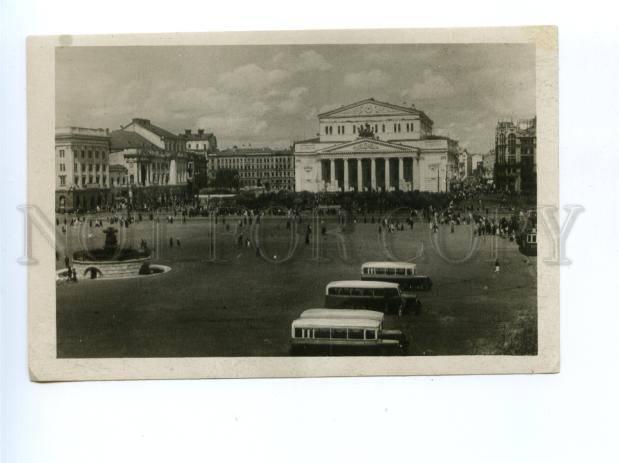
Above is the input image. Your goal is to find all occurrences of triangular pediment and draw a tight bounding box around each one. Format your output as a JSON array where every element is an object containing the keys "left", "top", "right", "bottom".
[
  {"left": 319, "top": 98, "right": 420, "bottom": 119},
  {"left": 319, "top": 138, "right": 415, "bottom": 154}
]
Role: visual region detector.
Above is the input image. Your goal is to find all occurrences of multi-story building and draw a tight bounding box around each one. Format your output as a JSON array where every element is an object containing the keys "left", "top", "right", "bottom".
[
  {"left": 55, "top": 127, "right": 112, "bottom": 212},
  {"left": 294, "top": 98, "right": 459, "bottom": 193},
  {"left": 180, "top": 129, "right": 218, "bottom": 193},
  {"left": 494, "top": 117, "right": 537, "bottom": 192},
  {"left": 182, "top": 128, "right": 217, "bottom": 153},
  {"left": 108, "top": 118, "right": 198, "bottom": 207},
  {"left": 458, "top": 149, "right": 470, "bottom": 179},
  {"left": 470, "top": 153, "right": 484, "bottom": 176},
  {"left": 209, "top": 147, "right": 295, "bottom": 191},
  {"left": 482, "top": 150, "right": 496, "bottom": 182}
]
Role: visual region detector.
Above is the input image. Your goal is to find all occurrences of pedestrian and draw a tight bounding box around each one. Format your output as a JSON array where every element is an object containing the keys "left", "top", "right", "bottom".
[
  {"left": 71, "top": 267, "right": 78, "bottom": 282},
  {"left": 495, "top": 259, "right": 500, "bottom": 273},
  {"left": 177, "top": 239, "right": 181, "bottom": 247},
  {"left": 169, "top": 237, "right": 173, "bottom": 248},
  {"left": 64, "top": 255, "right": 70, "bottom": 271}
]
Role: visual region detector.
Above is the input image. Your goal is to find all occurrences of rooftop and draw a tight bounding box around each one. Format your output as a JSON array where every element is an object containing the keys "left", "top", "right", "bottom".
[
  {"left": 128, "top": 118, "right": 178, "bottom": 139},
  {"left": 318, "top": 97, "right": 433, "bottom": 124},
  {"left": 215, "top": 147, "right": 292, "bottom": 156},
  {"left": 109, "top": 130, "right": 160, "bottom": 151},
  {"left": 326, "top": 280, "right": 400, "bottom": 289},
  {"left": 291, "top": 317, "right": 381, "bottom": 329},
  {"left": 299, "top": 309, "right": 384, "bottom": 321},
  {"left": 55, "top": 127, "right": 110, "bottom": 138},
  {"left": 180, "top": 129, "right": 215, "bottom": 141}
]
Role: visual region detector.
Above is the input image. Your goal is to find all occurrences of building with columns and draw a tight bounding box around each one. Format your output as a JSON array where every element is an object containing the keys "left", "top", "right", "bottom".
[
  {"left": 294, "top": 98, "right": 459, "bottom": 193},
  {"left": 108, "top": 118, "right": 194, "bottom": 207},
  {"left": 55, "top": 127, "right": 112, "bottom": 212}
]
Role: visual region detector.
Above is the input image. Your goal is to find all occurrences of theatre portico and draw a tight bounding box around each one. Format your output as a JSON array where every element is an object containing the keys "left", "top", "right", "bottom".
[{"left": 294, "top": 98, "right": 459, "bottom": 193}]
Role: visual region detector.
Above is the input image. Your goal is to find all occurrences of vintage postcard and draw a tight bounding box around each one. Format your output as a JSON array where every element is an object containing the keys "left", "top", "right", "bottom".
[{"left": 27, "top": 27, "right": 559, "bottom": 381}]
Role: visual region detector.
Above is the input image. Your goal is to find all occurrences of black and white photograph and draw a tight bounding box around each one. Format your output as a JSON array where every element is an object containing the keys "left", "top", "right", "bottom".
[
  {"left": 6, "top": 2, "right": 619, "bottom": 461},
  {"left": 25, "top": 28, "right": 558, "bottom": 379}
]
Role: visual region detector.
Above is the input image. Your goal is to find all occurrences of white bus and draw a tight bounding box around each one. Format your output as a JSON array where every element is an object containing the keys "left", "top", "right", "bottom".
[
  {"left": 298, "top": 308, "right": 405, "bottom": 341},
  {"left": 290, "top": 315, "right": 408, "bottom": 356},
  {"left": 361, "top": 261, "right": 433, "bottom": 291}
]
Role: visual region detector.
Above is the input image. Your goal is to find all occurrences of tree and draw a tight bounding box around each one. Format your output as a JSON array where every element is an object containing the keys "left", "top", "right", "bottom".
[{"left": 211, "top": 168, "right": 240, "bottom": 191}]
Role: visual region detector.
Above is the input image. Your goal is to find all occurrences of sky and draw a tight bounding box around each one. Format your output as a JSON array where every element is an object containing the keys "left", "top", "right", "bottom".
[{"left": 56, "top": 44, "right": 535, "bottom": 153}]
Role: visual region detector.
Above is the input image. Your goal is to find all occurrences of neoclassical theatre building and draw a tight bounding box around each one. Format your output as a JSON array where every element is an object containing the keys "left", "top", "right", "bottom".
[{"left": 294, "top": 98, "right": 460, "bottom": 193}]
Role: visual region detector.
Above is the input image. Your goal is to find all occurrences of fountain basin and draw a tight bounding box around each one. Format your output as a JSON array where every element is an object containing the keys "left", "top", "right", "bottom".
[{"left": 72, "top": 255, "right": 152, "bottom": 279}]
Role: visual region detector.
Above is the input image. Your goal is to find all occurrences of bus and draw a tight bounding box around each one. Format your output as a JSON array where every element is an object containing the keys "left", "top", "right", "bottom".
[
  {"left": 298, "top": 308, "right": 406, "bottom": 342},
  {"left": 290, "top": 315, "right": 408, "bottom": 356},
  {"left": 324, "top": 280, "right": 421, "bottom": 315},
  {"left": 361, "top": 262, "right": 433, "bottom": 291}
]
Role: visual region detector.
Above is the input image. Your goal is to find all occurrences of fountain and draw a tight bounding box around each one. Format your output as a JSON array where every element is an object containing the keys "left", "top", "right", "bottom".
[{"left": 70, "top": 227, "right": 157, "bottom": 279}]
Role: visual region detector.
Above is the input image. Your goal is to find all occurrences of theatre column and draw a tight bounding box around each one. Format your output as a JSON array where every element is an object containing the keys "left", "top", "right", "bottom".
[
  {"left": 384, "top": 158, "right": 390, "bottom": 191},
  {"left": 357, "top": 158, "right": 363, "bottom": 191},
  {"left": 329, "top": 158, "right": 335, "bottom": 188},
  {"left": 398, "top": 157, "right": 404, "bottom": 191},
  {"left": 370, "top": 158, "right": 376, "bottom": 191},
  {"left": 412, "top": 156, "right": 420, "bottom": 191},
  {"left": 343, "top": 159, "right": 349, "bottom": 191}
]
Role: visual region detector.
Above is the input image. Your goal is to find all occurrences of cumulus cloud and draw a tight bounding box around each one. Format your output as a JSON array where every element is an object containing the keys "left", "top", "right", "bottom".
[
  {"left": 344, "top": 69, "right": 391, "bottom": 88},
  {"left": 218, "top": 64, "right": 289, "bottom": 93},
  {"left": 197, "top": 114, "right": 268, "bottom": 137},
  {"left": 272, "top": 49, "right": 333, "bottom": 73},
  {"left": 278, "top": 87, "right": 309, "bottom": 114},
  {"left": 295, "top": 50, "right": 333, "bottom": 71},
  {"left": 401, "top": 69, "right": 456, "bottom": 100}
]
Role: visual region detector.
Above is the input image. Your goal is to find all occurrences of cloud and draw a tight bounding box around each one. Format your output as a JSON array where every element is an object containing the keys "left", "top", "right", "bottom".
[
  {"left": 401, "top": 69, "right": 456, "bottom": 100},
  {"left": 344, "top": 69, "right": 391, "bottom": 88},
  {"left": 278, "top": 87, "right": 309, "bottom": 114},
  {"left": 218, "top": 64, "right": 289, "bottom": 92},
  {"left": 197, "top": 114, "right": 268, "bottom": 137},
  {"left": 273, "top": 49, "right": 333, "bottom": 73},
  {"left": 295, "top": 50, "right": 333, "bottom": 71}
]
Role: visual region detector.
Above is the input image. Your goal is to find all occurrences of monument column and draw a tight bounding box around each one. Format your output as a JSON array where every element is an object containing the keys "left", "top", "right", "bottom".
[
  {"left": 384, "top": 158, "right": 390, "bottom": 192},
  {"left": 370, "top": 158, "right": 377, "bottom": 191},
  {"left": 398, "top": 157, "right": 404, "bottom": 191},
  {"left": 357, "top": 158, "right": 363, "bottom": 191},
  {"left": 169, "top": 158, "right": 177, "bottom": 185},
  {"left": 329, "top": 158, "right": 335, "bottom": 188},
  {"left": 343, "top": 158, "right": 349, "bottom": 191}
]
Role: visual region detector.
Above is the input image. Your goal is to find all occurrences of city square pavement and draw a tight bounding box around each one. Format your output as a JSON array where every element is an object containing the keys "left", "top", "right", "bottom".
[{"left": 56, "top": 213, "right": 537, "bottom": 357}]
